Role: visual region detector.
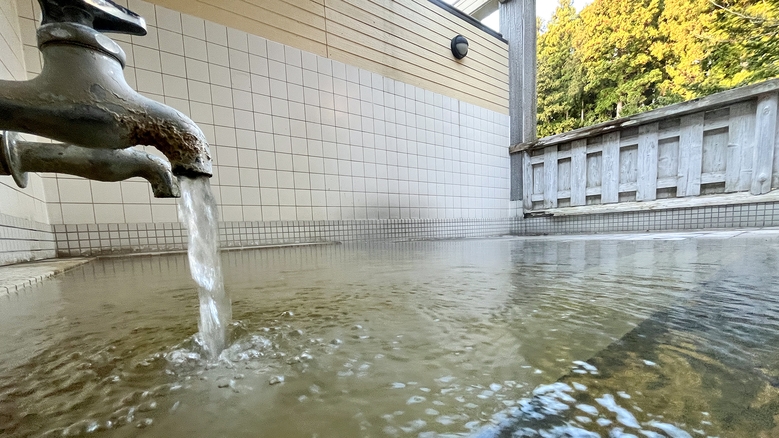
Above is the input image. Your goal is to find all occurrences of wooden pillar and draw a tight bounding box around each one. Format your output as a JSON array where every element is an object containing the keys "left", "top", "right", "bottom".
[
  {"left": 636, "top": 123, "right": 659, "bottom": 201},
  {"left": 501, "top": 0, "right": 537, "bottom": 201},
  {"left": 729, "top": 101, "right": 756, "bottom": 192},
  {"left": 677, "top": 113, "right": 704, "bottom": 197},
  {"left": 570, "top": 139, "right": 587, "bottom": 206},
  {"left": 543, "top": 146, "right": 558, "bottom": 208},
  {"left": 601, "top": 132, "right": 621, "bottom": 204},
  {"left": 751, "top": 92, "right": 778, "bottom": 195},
  {"left": 522, "top": 151, "right": 533, "bottom": 211}
]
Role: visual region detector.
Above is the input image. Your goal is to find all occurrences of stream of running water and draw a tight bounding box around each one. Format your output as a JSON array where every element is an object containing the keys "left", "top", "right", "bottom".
[{"left": 177, "top": 176, "right": 231, "bottom": 359}]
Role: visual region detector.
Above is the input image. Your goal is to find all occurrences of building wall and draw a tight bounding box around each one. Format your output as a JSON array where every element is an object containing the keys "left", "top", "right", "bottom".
[
  {"left": 10, "top": 0, "right": 512, "bottom": 256},
  {"left": 0, "top": 0, "right": 55, "bottom": 265},
  {"left": 3, "top": 0, "right": 777, "bottom": 262},
  {"left": 146, "top": 0, "right": 509, "bottom": 114}
]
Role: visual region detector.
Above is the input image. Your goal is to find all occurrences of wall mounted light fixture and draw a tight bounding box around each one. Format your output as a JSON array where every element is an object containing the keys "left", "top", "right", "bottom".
[{"left": 451, "top": 35, "right": 469, "bottom": 59}]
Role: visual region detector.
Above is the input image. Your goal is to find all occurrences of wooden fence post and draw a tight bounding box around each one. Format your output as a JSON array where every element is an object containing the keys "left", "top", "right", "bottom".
[
  {"left": 678, "top": 113, "right": 704, "bottom": 197},
  {"left": 637, "top": 123, "right": 659, "bottom": 201},
  {"left": 729, "top": 101, "right": 756, "bottom": 192},
  {"left": 751, "top": 92, "right": 778, "bottom": 195},
  {"left": 522, "top": 151, "right": 533, "bottom": 211},
  {"left": 601, "top": 132, "right": 620, "bottom": 203},
  {"left": 543, "top": 146, "right": 558, "bottom": 209},
  {"left": 570, "top": 139, "right": 587, "bottom": 206}
]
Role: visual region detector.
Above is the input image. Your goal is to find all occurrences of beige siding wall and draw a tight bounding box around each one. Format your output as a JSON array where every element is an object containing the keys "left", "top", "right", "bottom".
[
  {"left": 145, "top": 0, "right": 328, "bottom": 56},
  {"left": 146, "top": 0, "right": 509, "bottom": 113}
]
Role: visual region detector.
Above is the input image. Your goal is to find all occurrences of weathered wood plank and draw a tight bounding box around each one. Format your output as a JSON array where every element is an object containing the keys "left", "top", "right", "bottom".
[
  {"left": 586, "top": 145, "right": 603, "bottom": 154},
  {"left": 510, "top": 152, "right": 522, "bottom": 201},
  {"left": 677, "top": 113, "right": 704, "bottom": 197},
  {"left": 729, "top": 101, "right": 756, "bottom": 191},
  {"left": 725, "top": 143, "right": 741, "bottom": 192},
  {"left": 657, "top": 176, "right": 677, "bottom": 189},
  {"left": 704, "top": 107, "right": 730, "bottom": 131},
  {"left": 532, "top": 162, "right": 544, "bottom": 196},
  {"left": 704, "top": 119, "right": 730, "bottom": 132},
  {"left": 601, "top": 132, "right": 620, "bottom": 203},
  {"left": 585, "top": 187, "right": 601, "bottom": 197},
  {"left": 586, "top": 152, "right": 602, "bottom": 190},
  {"left": 543, "top": 146, "right": 558, "bottom": 208},
  {"left": 701, "top": 171, "right": 726, "bottom": 184},
  {"left": 657, "top": 137, "right": 679, "bottom": 179},
  {"left": 570, "top": 139, "right": 587, "bottom": 206},
  {"left": 658, "top": 127, "right": 680, "bottom": 141},
  {"left": 637, "top": 123, "right": 659, "bottom": 201},
  {"left": 619, "top": 146, "right": 638, "bottom": 185},
  {"left": 752, "top": 92, "right": 778, "bottom": 194},
  {"left": 702, "top": 128, "right": 728, "bottom": 174},
  {"left": 522, "top": 151, "right": 533, "bottom": 211},
  {"left": 510, "top": 78, "right": 779, "bottom": 154},
  {"left": 558, "top": 158, "right": 572, "bottom": 192},
  {"left": 500, "top": 0, "right": 536, "bottom": 146}
]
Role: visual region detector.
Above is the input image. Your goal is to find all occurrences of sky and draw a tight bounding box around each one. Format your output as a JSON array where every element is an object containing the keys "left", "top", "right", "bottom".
[
  {"left": 480, "top": 0, "right": 594, "bottom": 32},
  {"left": 538, "top": 0, "right": 594, "bottom": 23}
]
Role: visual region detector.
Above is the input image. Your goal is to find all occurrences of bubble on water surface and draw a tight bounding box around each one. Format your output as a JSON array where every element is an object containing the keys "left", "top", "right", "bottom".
[
  {"left": 596, "top": 394, "right": 640, "bottom": 429},
  {"left": 407, "top": 396, "right": 426, "bottom": 404}
]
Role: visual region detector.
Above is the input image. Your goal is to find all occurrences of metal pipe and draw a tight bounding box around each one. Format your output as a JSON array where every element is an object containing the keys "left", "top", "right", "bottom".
[
  {"left": 0, "top": 132, "right": 180, "bottom": 198},
  {"left": 0, "top": 22, "right": 212, "bottom": 179}
]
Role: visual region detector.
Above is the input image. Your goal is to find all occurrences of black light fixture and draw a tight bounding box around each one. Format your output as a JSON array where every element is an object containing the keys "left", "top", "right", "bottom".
[{"left": 451, "top": 35, "right": 469, "bottom": 59}]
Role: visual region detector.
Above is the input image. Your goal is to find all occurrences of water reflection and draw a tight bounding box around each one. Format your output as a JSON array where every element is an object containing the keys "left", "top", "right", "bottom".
[{"left": 0, "top": 235, "right": 777, "bottom": 437}]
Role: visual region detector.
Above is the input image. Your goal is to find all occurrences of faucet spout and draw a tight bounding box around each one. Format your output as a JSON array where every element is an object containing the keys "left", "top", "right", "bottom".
[
  {"left": 0, "top": 21, "right": 212, "bottom": 181},
  {"left": 0, "top": 131, "right": 180, "bottom": 198}
]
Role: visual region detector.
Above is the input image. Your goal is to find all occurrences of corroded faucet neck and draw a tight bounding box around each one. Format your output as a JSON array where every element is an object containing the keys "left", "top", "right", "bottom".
[
  {"left": 37, "top": 0, "right": 147, "bottom": 36},
  {"left": 0, "top": 5, "right": 213, "bottom": 184},
  {"left": 38, "top": 22, "right": 126, "bottom": 68}
]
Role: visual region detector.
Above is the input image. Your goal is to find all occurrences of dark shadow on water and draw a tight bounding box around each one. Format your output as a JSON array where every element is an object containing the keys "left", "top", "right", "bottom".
[{"left": 484, "top": 244, "right": 779, "bottom": 437}]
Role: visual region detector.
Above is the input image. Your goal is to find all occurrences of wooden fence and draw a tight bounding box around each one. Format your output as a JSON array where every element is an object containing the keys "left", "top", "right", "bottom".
[{"left": 510, "top": 79, "right": 779, "bottom": 213}]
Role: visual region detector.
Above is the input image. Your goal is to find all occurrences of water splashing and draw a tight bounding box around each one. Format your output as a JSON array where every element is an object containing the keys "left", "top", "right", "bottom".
[{"left": 177, "top": 176, "right": 231, "bottom": 359}]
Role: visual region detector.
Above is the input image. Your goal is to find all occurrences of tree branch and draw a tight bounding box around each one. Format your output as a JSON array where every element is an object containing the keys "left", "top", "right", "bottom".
[{"left": 708, "top": 0, "right": 779, "bottom": 30}]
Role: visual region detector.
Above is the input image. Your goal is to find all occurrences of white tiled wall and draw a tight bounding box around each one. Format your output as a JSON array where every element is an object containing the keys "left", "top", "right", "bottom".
[
  {"left": 17, "top": 0, "right": 511, "bottom": 230},
  {"left": 0, "top": 0, "right": 48, "bottom": 225},
  {"left": 0, "top": 0, "right": 54, "bottom": 265}
]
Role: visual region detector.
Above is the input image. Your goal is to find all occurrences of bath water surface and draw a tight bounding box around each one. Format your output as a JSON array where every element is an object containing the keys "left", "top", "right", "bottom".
[{"left": 0, "top": 233, "right": 778, "bottom": 437}]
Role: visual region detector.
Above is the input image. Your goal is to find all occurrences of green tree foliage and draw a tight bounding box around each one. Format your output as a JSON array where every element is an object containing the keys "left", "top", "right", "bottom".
[
  {"left": 536, "top": 0, "right": 779, "bottom": 137},
  {"left": 537, "top": 0, "right": 588, "bottom": 137},
  {"left": 654, "top": 0, "right": 715, "bottom": 100},
  {"left": 706, "top": 0, "right": 779, "bottom": 87},
  {"left": 576, "top": 0, "right": 664, "bottom": 120}
]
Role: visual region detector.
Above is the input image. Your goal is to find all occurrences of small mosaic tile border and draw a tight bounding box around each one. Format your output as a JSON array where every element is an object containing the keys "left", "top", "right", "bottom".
[
  {"left": 0, "top": 213, "right": 56, "bottom": 266},
  {"left": 50, "top": 201, "right": 779, "bottom": 257},
  {"left": 517, "top": 201, "right": 779, "bottom": 235},
  {"left": 53, "top": 218, "right": 516, "bottom": 257}
]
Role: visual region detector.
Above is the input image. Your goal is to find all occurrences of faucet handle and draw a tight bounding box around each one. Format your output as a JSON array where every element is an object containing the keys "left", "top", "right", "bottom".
[{"left": 38, "top": 0, "right": 147, "bottom": 35}]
